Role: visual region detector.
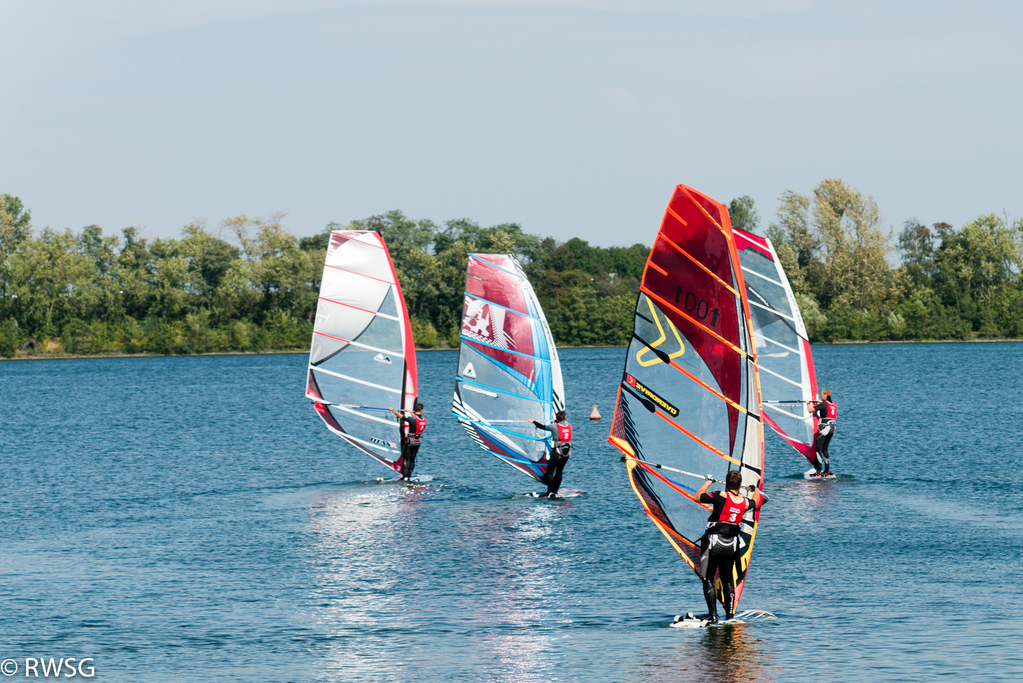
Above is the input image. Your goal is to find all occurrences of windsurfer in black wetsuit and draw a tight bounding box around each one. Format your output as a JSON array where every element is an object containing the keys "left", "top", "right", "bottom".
[
  {"left": 693, "top": 470, "right": 768, "bottom": 623},
  {"left": 806, "top": 389, "right": 836, "bottom": 476},
  {"left": 531, "top": 410, "right": 572, "bottom": 497},
  {"left": 390, "top": 403, "right": 426, "bottom": 480}
]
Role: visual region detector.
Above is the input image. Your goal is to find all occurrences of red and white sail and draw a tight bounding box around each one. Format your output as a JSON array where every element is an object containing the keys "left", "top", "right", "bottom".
[
  {"left": 305, "top": 231, "right": 417, "bottom": 473},
  {"left": 732, "top": 228, "right": 819, "bottom": 465},
  {"left": 452, "top": 254, "right": 564, "bottom": 480}
]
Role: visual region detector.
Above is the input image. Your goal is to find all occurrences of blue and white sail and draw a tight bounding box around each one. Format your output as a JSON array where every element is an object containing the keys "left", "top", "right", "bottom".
[{"left": 452, "top": 254, "right": 564, "bottom": 480}]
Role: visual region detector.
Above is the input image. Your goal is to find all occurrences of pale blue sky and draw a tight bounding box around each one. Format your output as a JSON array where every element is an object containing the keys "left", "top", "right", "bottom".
[{"left": 2, "top": 1, "right": 1020, "bottom": 247}]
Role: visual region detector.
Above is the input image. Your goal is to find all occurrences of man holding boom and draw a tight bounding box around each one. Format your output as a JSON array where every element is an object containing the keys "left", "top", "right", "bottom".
[{"left": 531, "top": 409, "right": 572, "bottom": 498}]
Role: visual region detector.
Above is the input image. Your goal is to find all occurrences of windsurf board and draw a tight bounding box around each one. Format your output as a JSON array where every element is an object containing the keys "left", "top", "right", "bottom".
[
  {"left": 528, "top": 489, "right": 585, "bottom": 499},
  {"left": 671, "top": 610, "right": 776, "bottom": 629}
]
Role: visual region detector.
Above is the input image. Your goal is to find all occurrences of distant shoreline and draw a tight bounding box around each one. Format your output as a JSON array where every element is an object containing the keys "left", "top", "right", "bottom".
[
  {"left": 3, "top": 337, "right": 1018, "bottom": 361},
  {"left": 0, "top": 348, "right": 309, "bottom": 362},
  {"left": 822, "top": 338, "right": 1023, "bottom": 345}
]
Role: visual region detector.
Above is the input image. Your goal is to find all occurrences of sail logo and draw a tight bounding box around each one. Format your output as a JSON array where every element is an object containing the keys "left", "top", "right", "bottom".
[
  {"left": 462, "top": 362, "right": 476, "bottom": 379},
  {"left": 636, "top": 297, "right": 684, "bottom": 367},
  {"left": 373, "top": 353, "right": 392, "bottom": 364},
  {"left": 462, "top": 298, "right": 512, "bottom": 349},
  {"left": 625, "top": 373, "right": 679, "bottom": 417},
  {"left": 464, "top": 384, "right": 497, "bottom": 398}
]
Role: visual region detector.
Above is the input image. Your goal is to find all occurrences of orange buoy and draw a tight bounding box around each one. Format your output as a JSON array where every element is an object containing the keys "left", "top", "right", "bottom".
[{"left": 589, "top": 405, "right": 601, "bottom": 421}]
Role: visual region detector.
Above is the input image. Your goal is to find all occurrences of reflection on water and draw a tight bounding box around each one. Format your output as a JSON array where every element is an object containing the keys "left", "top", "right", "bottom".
[
  {"left": 298, "top": 480, "right": 578, "bottom": 682},
  {"left": 302, "top": 480, "right": 438, "bottom": 681},
  {"left": 624, "top": 624, "right": 777, "bottom": 683},
  {"left": 448, "top": 501, "right": 572, "bottom": 682},
  {"left": 779, "top": 477, "right": 841, "bottom": 516}
]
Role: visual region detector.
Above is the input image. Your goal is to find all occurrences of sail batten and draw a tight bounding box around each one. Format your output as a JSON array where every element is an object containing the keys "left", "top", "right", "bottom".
[
  {"left": 609, "top": 184, "right": 765, "bottom": 613},
  {"left": 305, "top": 231, "right": 417, "bottom": 473},
  {"left": 748, "top": 299, "right": 798, "bottom": 325},
  {"left": 741, "top": 266, "right": 787, "bottom": 289},
  {"left": 453, "top": 253, "right": 564, "bottom": 481}
]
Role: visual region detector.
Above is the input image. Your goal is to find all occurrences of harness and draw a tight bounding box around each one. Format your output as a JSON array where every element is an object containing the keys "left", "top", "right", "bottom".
[{"left": 703, "top": 493, "right": 749, "bottom": 558}]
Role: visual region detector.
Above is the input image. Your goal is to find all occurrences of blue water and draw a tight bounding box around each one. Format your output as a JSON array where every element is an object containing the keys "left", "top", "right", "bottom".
[{"left": 2, "top": 344, "right": 1023, "bottom": 682}]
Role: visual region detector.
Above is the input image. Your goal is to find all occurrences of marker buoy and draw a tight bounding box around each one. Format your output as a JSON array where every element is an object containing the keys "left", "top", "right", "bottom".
[{"left": 589, "top": 405, "right": 601, "bottom": 420}]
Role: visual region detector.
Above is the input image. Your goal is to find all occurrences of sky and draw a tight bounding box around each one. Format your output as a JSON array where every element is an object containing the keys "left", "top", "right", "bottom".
[{"left": 2, "top": 0, "right": 1021, "bottom": 248}]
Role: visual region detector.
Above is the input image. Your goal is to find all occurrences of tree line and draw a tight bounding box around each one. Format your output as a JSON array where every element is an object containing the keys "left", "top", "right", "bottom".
[
  {"left": 755, "top": 179, "right": 1023, "bottom": 342},
  {"left": 0, "top": 196, "right": 647, "bottom": 357},
  {"left": 1, "top": 180, "right": 1021, "bottom": 358}
]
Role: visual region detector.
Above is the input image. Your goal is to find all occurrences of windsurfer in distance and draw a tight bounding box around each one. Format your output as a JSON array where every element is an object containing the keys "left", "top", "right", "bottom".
[
  {"left": 806, "top": 389, "right": 836, "bottom": 476},
  {"left": 694, "top": 470, "right": 768, "bottom": 623},
  {"left": 531, "top": 410, "right": 572, "bottom": 497},
  {"left": 390, "top": 403, "right": 426, "bottom": 480}
]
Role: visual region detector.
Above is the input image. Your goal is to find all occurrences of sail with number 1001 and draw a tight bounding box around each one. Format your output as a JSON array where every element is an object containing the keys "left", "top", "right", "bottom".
[
  {"left": 452, "top": 253, "right": 564, "bottom": 480},
  {"left": 732, "top": 227, "right": 820, "bottom": 466},
  {"left": 608, "top": 184, "right": 764, "bottom": 611},
  {"left": 304, "top": 231, "right": 418, "bottom": 474}
]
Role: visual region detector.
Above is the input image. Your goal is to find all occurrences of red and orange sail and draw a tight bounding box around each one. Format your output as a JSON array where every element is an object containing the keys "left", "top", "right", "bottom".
[{"left": 608, "top": 184, "right": 764, "bottom": 610}]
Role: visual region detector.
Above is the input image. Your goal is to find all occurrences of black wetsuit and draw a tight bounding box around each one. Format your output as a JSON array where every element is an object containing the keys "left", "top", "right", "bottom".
[
  {"left": 398, "top": 411, "right": 426, "bottom": 479},
  {"left": 812, "top": 400, "right": 836, "bottom": 474},
  {"left": 532, "top": 420, "right": 571, "bottom": 496},
  {"left": 697, "top": 489, "right": 767, "bottom": 620}
]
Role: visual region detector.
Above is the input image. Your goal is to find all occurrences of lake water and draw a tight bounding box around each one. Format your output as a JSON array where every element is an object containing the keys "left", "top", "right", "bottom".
[{"left": 2, "top": 344, "right": 1022, "bottom": 682}]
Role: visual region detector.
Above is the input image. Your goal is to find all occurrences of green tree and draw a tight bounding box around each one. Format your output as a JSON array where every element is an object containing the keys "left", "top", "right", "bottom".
[
  {"left": 147, "top": 237, "right": 195, "bottom": 320},
  {"left": 178, "top": 222, "right": 241, "bottom": 304},
  {"left": 898, "top": 218, "right": 937, "bottom": 287},
  {"left": 117, "top": 225, "right": 154, "bottom": 320},
  {"left": 931, "top": 214, "right": 1022, "bottom": 335},
  {"left": 0, "top": 317, "right": 21, "bottom": 357},
  {"left": 769, "top": 179, "right": 897, "bottom": 317},
  {"left": 729, "top": 196, "right": 760, "bottom": 234},
  {"left": 0, "top": 194, "right": 33, "bottom": 306},
  {"left": 222, "top": 213, "right": 318, "bottom": 323},
  {"left": 9, "top": 228, "right": 95, "bottom": 335},
  {"left": 0, "top": 194, "right": 32, "bottom": 255},
  {"left": 768, "top": 190, "right": 814, "bottom": 274}
]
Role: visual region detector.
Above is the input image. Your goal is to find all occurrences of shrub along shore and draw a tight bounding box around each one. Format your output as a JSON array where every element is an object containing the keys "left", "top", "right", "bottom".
[{"left": 2, "top": 179, "right": 1021, "bottom": 359}]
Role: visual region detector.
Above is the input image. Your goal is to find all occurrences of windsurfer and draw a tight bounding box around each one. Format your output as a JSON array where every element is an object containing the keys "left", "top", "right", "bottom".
[
  {"left": 806, "top": 389, "right": 836, "bottom": 475},
  {"left": 390, "top": 403, "right": 426, "bottom": 480},
  {"left": 694, "top": 470, "right": 768, "bottom": 623},
  {"left": 531, "top": 410, "right": 572, "bottom": 497}
]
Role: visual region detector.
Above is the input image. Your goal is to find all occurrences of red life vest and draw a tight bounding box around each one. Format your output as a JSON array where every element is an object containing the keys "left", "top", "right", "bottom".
[
  {"left": 825, "top": 400, "right": 837, "bottom": 420},
  {"left": 407, "top": 415, "right": 427, "bottom": 443},
  {"left": 556, "top": 422, "right": 572, "bottom": 443},
  {"left": 716, "top": 492, "right": 749, "bottom": 525}
]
